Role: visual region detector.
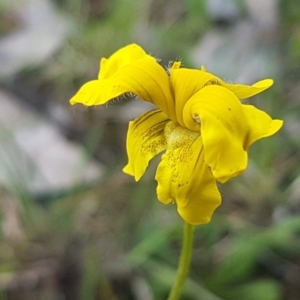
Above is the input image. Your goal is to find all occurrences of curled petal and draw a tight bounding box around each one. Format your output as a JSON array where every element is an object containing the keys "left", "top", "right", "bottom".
[
  {"left": 70, "top": 44, "right": 176, "bottom": 121},
  {"left": 123, "top": 109, "right": 170, "bottom": 181},
  {"left": 183, "top": 85, "right": 249, "bottom": 183},
  {"left": 242, "top": 105, "right": 283, "bottom": 148},
  {"left": 170, "top": 63, "right": 273, "bottom": 121},
  {"left": 156, "top": 133, "right": 221, "bottom": 225},
  {"left": 222, "top": 79, "right": 273, "bottom": 99},
  {"left": 170, "top": 64, "right": 220, "bottom": 127}
]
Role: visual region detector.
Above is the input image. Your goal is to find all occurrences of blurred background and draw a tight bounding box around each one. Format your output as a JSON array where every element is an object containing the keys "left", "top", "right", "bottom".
[{"left": 0, "top": 0, "right": 299, "bottom": 299}]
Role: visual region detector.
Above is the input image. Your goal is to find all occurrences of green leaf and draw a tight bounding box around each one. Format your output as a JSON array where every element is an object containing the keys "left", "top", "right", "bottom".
[{"left": 223, "top": 279, "right": 281, "bottom": 300}]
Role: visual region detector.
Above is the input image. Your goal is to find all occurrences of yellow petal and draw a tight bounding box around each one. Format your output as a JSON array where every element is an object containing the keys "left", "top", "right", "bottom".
[
  {"left": 222, "top": 79, "right": 273, "bottom": 99},
  {"left": 70, "top": 44, "right": 176, "bottom": 121},
  {"left": 242, "top": 105, "right": 283, "bottom": 148},
  {"left": 170, "top": 66, "right": 220, "bottom": 127},
  {"left": 183, "top": 85, "right": 249, "bottom": 183},
  {"left": 193, "top": 64, "right": 273, "bottom": 99},
  {"left": 123, "top": 109, "right": 170, "bottom": 181},
  {"left": 98, "top": 44, "right": 148, "bottom": 80},
  {"left": 155, "top": 129, "right": 221, "bottom": 225},
  {"left": 70, "top": 80, "right": 100, "bottom": 105}
]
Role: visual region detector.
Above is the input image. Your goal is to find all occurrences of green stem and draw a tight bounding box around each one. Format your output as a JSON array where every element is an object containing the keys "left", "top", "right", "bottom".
[{"left": 168, "top": 222, "right": 195, "bottom": 300}]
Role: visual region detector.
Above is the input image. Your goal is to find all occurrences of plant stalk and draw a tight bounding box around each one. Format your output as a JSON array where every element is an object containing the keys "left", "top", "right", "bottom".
[{"left": 168, "top": 221, "right": 195, "bottom": 300}]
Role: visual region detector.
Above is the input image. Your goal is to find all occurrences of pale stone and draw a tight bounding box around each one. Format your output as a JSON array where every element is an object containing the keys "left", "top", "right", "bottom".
[
  {"left": 192, "top": 1, "right": 279, "bottom": 83},
  {"left": 0, "top": 0, "right": 72, "bottom": 79},
  {"left": 0, "top": 89, "right": 103, "bottom": 196}
]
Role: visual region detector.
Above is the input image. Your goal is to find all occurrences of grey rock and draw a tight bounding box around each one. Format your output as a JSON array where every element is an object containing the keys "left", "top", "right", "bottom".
[
  {"left": 192, "top": 0, "right": 279, "bottom": 84},
  {"left": 246, "top": 0, "right": 278, "bottom": 34},
  {"left": 207, "top": 0, "right": 240, "bottom": 24},
  {"left": 0, "top": 89, "right": 103, "bottom": 197},
  {"left": 0, "top": 0, "right": 72, "bottom": 80}
]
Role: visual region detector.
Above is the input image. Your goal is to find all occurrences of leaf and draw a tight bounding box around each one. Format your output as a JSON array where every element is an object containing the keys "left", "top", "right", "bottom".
[{"left": 223, "top": 279, "right": 281, "bottom": 300}]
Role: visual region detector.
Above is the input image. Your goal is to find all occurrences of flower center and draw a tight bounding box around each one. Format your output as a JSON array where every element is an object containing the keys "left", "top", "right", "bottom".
[{"left": 164, "top": 122, "right": 199, "bottom": 151}]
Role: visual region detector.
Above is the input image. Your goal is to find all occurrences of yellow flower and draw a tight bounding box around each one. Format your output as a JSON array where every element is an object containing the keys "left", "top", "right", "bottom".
[{"left": 70, "top": 44, "right": 283, "bottom": 225}]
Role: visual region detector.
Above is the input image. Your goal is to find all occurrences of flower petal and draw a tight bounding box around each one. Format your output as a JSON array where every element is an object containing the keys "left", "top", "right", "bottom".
[
  {"left": 123, "top": 109, "right": 170, "bottom": 181},
  {"left": 70, "top": 80, "right": 101, "bottom": 105},
  {"left": 70, "top": 44, "right": 176, "bottom": 121},
  {"left": 155, "top": 130, "right": 221, "bottom": 225},
  {"left": 195, "top": 63, "right": 274, "bottom": 99},
  {"left": 242, "top": 105, "right": 283, "bottom": 148},
  {"left": 98, "top": 44, "right": 149, "bottom": 80},
  {"left": 183, "top": 85, "right": 249, "bottom": 183},
  {"left": 170, "top": 64, "right": 220, "bottom": 127},
  {"left": 222, "top": 79, "right": 273, "bottom": 99}
]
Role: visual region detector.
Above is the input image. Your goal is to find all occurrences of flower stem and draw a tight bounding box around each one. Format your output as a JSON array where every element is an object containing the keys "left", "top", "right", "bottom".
[{"left": 168, "top": 222, "right": 195, "bottom": 300}]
